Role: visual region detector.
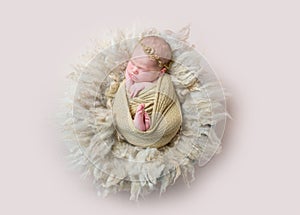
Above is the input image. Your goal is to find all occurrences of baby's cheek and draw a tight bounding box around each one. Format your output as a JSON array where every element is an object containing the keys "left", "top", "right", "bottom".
[
  {"left": 126, "top": 63, "right": 131, "bottom": 71},
  {"left": 125, "top": 64, "right": 132, "bottom": 76},
  {"left": 127, "top": 61, "right": 135, "bottom": 70}
]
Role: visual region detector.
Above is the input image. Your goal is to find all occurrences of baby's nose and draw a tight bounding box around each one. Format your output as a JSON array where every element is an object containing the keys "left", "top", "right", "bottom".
[{"left": 131, "top": 67, "right": 139, "bottom": 74}]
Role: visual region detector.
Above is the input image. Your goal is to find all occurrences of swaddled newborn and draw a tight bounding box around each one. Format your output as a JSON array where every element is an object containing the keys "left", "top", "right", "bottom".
[{"left": 112, "top": 36, "right": 182, "bottom": 148}]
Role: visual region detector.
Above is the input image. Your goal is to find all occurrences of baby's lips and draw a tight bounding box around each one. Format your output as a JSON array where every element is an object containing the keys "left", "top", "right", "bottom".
[
  {"left": 130, "top": 74, "right": 137, "bottom": 81},
  {"left": 126, "top": 71, "right": 133, "bottom": 79}
]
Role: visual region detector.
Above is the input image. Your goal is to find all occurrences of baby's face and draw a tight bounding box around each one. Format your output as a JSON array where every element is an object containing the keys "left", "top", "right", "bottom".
[{"left": 126, "top": 56, "right": 162, "bottom": 83}]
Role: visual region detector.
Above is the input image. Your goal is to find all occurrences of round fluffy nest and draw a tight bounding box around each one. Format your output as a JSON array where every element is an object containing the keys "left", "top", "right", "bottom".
[{"left": 62, "top": 26, "right": 227, "bottom": 200}]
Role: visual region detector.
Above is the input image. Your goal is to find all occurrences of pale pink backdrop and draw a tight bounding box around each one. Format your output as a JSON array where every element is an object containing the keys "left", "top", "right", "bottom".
[{"left": 0, "top": 0, "right": 299, "bottom": 214}]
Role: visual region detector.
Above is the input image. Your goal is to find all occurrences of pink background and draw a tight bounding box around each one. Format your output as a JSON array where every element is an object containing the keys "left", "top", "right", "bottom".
[{"left": 1, "top": 0, "right": 299, "bottom": 214}]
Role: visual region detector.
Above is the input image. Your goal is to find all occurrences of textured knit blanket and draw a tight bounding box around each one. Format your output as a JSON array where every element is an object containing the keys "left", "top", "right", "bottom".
[{"left": 112, "top": 73, "right": 182, "bottom": 148}]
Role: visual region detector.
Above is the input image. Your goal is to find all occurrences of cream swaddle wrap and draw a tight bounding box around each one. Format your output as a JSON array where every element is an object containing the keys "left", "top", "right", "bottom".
[
  {"left": 128, "top": 83, "right": 156, "bottom": 118},
  {"left": 112, "top": 73, "right": 182, "bottom": 148}
]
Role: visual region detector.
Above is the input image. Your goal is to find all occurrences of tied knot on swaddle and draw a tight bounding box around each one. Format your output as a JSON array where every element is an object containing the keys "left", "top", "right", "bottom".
[{"left": 112, "top": 73, "right": 182, "bottom": 148}]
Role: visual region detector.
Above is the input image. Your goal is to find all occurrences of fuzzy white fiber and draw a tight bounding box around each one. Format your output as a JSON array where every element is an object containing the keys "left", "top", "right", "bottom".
[{"left": 61, "top": 26, "right": 227, "bottom": 200}]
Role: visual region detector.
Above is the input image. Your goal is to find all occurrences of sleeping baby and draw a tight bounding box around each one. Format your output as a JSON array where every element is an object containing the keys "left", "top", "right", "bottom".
[{"left": 112, "top": 36, "right": 182, "bottom": 148}]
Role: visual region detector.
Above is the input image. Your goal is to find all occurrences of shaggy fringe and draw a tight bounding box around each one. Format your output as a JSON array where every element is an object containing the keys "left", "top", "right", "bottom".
[{"left": 61, "top": 26, "right": 228, "bottom": 200}]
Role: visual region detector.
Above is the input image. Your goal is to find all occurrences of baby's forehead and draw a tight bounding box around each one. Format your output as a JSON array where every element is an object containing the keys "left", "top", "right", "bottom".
[{"left": 130, "top": 55, "right": 157, "bottom": 68}]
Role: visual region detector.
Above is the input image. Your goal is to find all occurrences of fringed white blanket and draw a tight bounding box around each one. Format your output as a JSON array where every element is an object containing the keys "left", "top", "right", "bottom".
[{"left": 61, "top": 26, "right": 227, "bottom": 200}]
